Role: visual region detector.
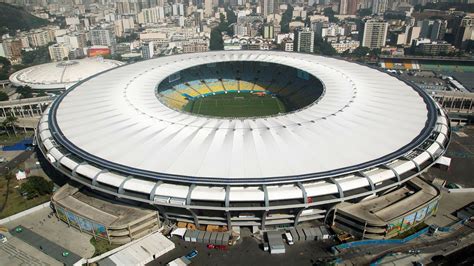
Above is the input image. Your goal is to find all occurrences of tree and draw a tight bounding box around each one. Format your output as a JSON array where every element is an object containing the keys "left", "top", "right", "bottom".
[
  {"left": 19, "top": 176, "right": 54, "bottom": 199},
  {"left": 324, "top": 8, "right": 339, "bottom": 23},
  {"left": 0, "top": 56, "right": 11, "bottom": 80},
  {"left": 16, "top": 85, "right": 33, "bottom": 99},
  {"left": 465, "top": 40, "right": 474, "bottom": 53},
  {"left": 357, "top": 8, "right": 372, "bottom": 17},
  {"left": 350, "top": 46, "right": 371, "bottom": 58},
  {"left": 210, "top": 28, "right": 224, "bottom": 50},
  {"left": 2, "top": 114, "right": 18, "bottom": 136},
  {"left": 313, "top": 36, "right": 337, "bottom": 56},
  {"left": 225, "top": 5, "right": 237, "bottom": 36},
  {"left": 21, "top": 45, "right": 52, "bottom": 65},
  {"left": 36, "top": 91, "right": 48, "bottom": 97},
  {"left": 280, "top": 5, "right": 294, "bottom": 33},
  {"left": 0, "top": 91, "right": 9, "bottom": 101},
  {"left": 320, "top": 41, "right": 337, "bottom": 56},
  {"left": 0, "top": 3, "right": 49, "bottom": 35}
]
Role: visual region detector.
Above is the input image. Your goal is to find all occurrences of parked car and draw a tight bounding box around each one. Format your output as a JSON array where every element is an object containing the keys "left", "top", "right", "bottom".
[
  {"left": 185, "top": 249, "right": 198, "bottom": 260},
  {"left": 0, "top": 234, "right": 7, "bottom": 244},
  {"left": 207, "top": 244, "right": 228, "bottom": 251}
]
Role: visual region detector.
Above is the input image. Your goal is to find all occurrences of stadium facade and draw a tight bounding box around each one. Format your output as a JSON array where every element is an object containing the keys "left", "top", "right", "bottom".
[{"left": 37, "top": 51, "right": 450, "bottom": 234}]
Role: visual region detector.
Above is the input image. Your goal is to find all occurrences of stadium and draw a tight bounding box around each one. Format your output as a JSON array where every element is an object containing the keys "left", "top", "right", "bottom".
[
  {"left": 36, "top": 51, "right": 450, "bottom": 239},
  {"left": 9, "top": 57, "right": 123, "bottom": 90}
]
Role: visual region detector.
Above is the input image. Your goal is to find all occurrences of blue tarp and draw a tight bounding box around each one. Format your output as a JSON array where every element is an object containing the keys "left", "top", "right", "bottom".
[{"left": 2, "top": 138, "right": 33, "bottom": 151}]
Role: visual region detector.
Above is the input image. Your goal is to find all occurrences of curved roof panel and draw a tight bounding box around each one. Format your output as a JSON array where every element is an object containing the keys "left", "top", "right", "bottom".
[
  {"left": 48, "top": 51, "right": 435, "bottom": 182},
  {"left": 9, "top": 57, "right": 123, "bottom": 90}
]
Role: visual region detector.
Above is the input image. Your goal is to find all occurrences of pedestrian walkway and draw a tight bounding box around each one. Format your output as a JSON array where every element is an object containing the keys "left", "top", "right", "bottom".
[
  {"left": 0, "top": 242, "right": 47, "bottom": 266},
  {"left": 10, "top": 226, "right": 81, "bottom": 265}
]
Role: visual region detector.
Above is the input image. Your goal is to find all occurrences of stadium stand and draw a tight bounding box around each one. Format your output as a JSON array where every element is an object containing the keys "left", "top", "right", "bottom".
[{"left": 156, "top": 61, "right": 324, "bottom": 112}]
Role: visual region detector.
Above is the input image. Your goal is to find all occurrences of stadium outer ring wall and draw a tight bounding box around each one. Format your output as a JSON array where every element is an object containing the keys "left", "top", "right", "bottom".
[{"left": 36, "top": 52, "right": 451, "bottom": 229}]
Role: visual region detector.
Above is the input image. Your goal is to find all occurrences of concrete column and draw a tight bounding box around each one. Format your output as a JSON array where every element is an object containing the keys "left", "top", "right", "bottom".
[
  {"left": 226, "top": 211, "right": 232, "bottom": 229},
  {"left": 294, "top": 208, "right": 306, "bottom": 227},
  {"left": 261, "top": 210, "right": 268, "bottom": 230},
  {"left": 188, "top": 209, "right": 200, "bottom": 227}
]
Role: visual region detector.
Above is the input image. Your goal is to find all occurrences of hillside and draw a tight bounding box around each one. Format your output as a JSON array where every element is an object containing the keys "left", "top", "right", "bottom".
[{"left": 0, "top": 3, "right": 49, "bottom": 35}]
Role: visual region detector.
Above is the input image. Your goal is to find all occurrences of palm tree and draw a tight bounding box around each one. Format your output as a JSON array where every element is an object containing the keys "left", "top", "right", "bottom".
[{"left": 2, "top": 114, "right": 18, "bottom": 136}]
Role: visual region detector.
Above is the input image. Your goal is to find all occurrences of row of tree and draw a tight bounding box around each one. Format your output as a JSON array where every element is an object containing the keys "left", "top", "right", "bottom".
[
  {"left": 210, "top": 6, "right": 237, "bottom": 51},
  {"left": 1, "top": 114, "right": 19, "bottom": 137},
  {"left": 20, "top": 175, "right": 54, "bottom": 200}
]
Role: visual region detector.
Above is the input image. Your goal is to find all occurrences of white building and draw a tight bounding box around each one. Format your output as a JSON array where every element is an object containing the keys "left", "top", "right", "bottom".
[
  {"left": 138, "top": 6, "right": 165, "bottom": 24},
  {"left": 141, "top": 41, "right": 154, "bottom": 59},
  {"left": 362, "top": 20, "right": 388, "bottom": 49},
  {"left": 48, "top": 44, "right": 70, "bottom": 61}
]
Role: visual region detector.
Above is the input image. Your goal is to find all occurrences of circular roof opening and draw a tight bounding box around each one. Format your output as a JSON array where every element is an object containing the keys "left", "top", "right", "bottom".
[
  {"left": 56, "top": 60, "right": 80, "bottom": 67},
  {"left": 156, "top": 61, "right": 324, "bottom": 118}
]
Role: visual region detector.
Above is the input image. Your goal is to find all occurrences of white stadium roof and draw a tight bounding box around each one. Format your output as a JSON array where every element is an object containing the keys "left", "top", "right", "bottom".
[
  {"left": 48, "top": 51, "right": 435, "bottom": 184},
  {"left": 9, "top": 57, "right": 123, "bottom": 90}
]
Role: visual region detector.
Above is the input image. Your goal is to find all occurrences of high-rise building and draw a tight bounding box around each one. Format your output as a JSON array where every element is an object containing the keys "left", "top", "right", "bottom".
[
  {"left": 420, "top": 19, "right": 447, "bottom": 41},
  {"left": 263, "top": 24, "right": 275, "bottom": 39},
  {"left": 362, "top": 20, "right": 388, "bottom": 49},
  {"left": 141, "top": 41, "right": 154, "bottom": 59},
  {"left": 1, "top": 39, "right": 22, "bottom": 60},
  {"left": 90, "top": 27, "right": 117, "bottom": 54},
  {"left": 27, "top": 29, "right": 56, "bottom": 47},
  {"left": 371, "top": 0, "right": 387, "bottom": 15},
  {"left": 406, "top": 26, "right": 421, "bottom": 45},
  {"left": 340, "top": 0, "right": 358, "bottom": 15},
  {"left": 57, "top": 33, "right": 87, "bottom": 49},
  {"left": 138, "top": 6, "right": 165, "bottom": 24},
  {"left": 263, "top": 0, "right": 274, "bottom": 17},
  {"left": 114, "top": 16, "right": 135, "bottom": 37},
  {"left": 204, "top": 0, "right": 213, "bottom": 17},
  {"left": 172, "top": 3, "right": 184, "bottom": 16},
  {"left": 116, "top": 0, "right": 141, "bottom": 15},
  {"left": 294, "top": 28, "right": 314, "bottom": 53},
  {"left": 48, "top": 44, "right": 70, "bottom": 61},
  {"left": 454, "top": 16, "right": 474, "bottom": 49}
]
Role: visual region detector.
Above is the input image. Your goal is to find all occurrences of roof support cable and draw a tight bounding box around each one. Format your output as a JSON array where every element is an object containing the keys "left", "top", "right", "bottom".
[
  {"left": 149, "top": 181, "right": 163, "bottom": 201},
  {"left": 384, "top": 164, "right": 401, "bottom": 184},
  {"left": 262, "top": 185, "right": 269, "bottom": 209},
  {"left": 186, "top": 184, "right": 196, "bottom": 205},
  {"left": 225, "top": 185, "right": 230, "bottom": 208},
  {"left": 297, "top": 182, "right": 308, "bottom": 205},
  {"left": 92, "top": 169, "right": 108, "bottom": 187},
  {"left": 118, "top": 175, "right": 133, "bottom": 195},
  {"left": 358, "top": 171, "right": 375, "bottom": 192},
  {"left": 329, "top": 177, "right": 344, "bottom": 199}
]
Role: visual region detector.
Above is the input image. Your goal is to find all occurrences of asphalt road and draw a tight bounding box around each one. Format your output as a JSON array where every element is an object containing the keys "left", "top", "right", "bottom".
[
  {"left": 0, "top": 150, "right": 34, "bottom": 176},
  {"left": 341, "top": 221, "right": 474, "bottom": 265},
  {"left": 149, "top": 236, "right": 336, "bottom": 266}
]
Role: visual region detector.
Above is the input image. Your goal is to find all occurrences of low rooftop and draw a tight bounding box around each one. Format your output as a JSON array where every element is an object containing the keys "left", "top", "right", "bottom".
[{"left": 337, "top": 177, "right": 439, "bottom": 225}]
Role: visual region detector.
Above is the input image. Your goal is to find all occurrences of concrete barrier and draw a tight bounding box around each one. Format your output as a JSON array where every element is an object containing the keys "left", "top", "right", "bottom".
[{"left": 0, "top": 201, "right": 51, "bottom": 225}]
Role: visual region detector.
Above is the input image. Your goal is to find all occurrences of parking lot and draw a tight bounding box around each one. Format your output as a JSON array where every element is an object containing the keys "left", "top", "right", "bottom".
[
  {"left": 148, "top": 230, "right": 336, "bottom": 266},
  {"left": 425, "top": 127, "right": 474, "bottom": 188}
]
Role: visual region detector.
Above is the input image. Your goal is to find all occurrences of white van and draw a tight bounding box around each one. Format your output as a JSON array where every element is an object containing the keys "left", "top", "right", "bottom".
[{"left": 284, "top": 232, "right": 294, "bottom": 245}]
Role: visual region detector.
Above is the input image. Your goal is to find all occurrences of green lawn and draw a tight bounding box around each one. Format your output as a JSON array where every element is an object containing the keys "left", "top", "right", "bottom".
[
  {"left": 0, "top": 133, "right": 33, "bottom": 146},
  {"left": 183, "top": 92, "right": 286, "bottom": 118},
  {"left": 90, "top": 237, "right": 121, "bottom": 256},
  {"left": 0, "top": 172, "right": 51, "bottom": 219}
]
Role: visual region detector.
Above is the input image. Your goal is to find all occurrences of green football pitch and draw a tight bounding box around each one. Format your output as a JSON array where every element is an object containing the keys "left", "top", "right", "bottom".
[{"left": 183, "top": 92, "right": 286, "bottom": 117}]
